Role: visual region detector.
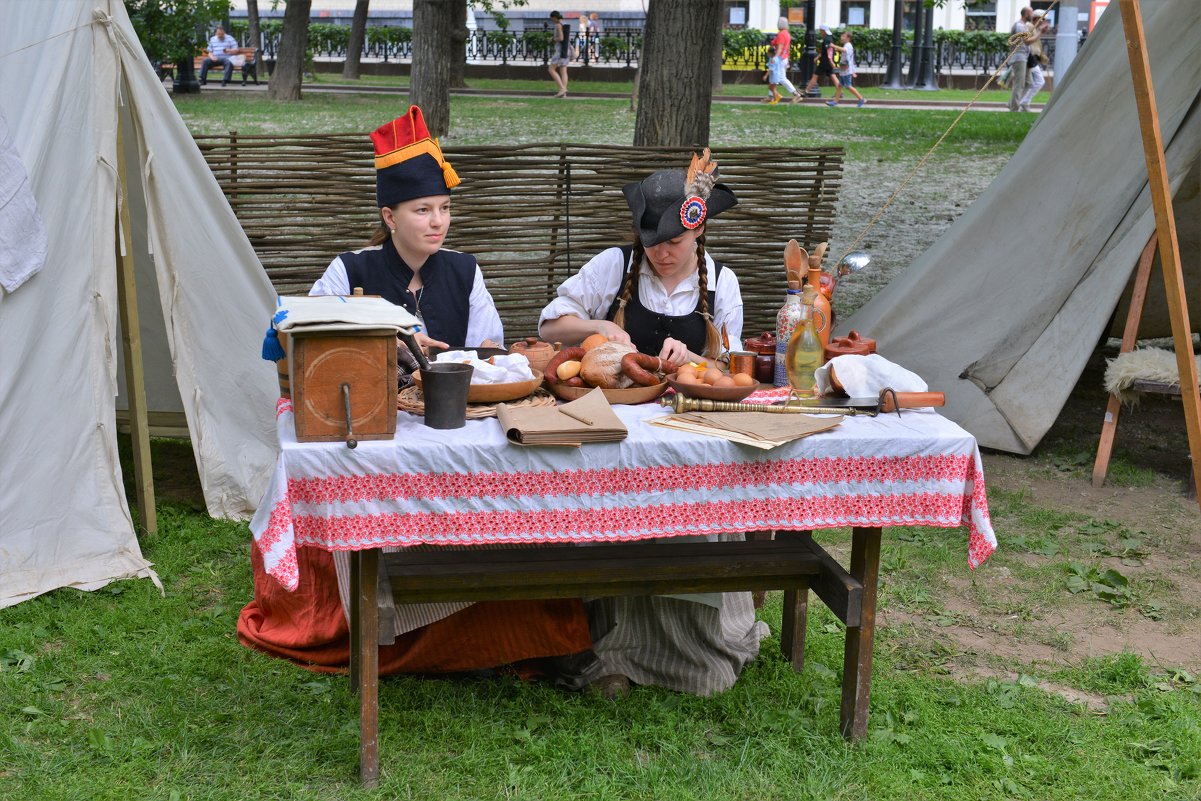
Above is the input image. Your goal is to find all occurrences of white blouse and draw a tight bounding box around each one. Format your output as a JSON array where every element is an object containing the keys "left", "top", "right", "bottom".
[
  {"left": 539, "top": 246, "right": 745, "bottom": 349},
  {"left": 310, "top": 251, "right": 505, "bottom": 347}
]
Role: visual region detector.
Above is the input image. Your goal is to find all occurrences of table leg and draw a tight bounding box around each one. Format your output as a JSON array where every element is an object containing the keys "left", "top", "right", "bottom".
[
  {"left": 780, "top": 585, "right": 809, "bottom": 672},
  {"left": 348, "top": 552, "right": 361, "bottom": 693},
  {"left": 356, "top": 548, "right": 380, "bottom": 788},
  {"left": 840, "top": 526, "right": 881, "bottom": 741}
]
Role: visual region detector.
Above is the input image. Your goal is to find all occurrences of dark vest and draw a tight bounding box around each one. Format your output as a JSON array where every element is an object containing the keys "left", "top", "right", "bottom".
[
  {"left": 339, "top": 242, "right": 476, "bottom": 347},
  {"left": 603, "top": 245, "right": 723, "bottom": 356}
]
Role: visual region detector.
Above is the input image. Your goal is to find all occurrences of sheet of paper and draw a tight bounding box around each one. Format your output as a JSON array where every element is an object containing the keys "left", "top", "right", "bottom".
[{"left": 496, "top": 387, "right": 626, "bottom": 446}]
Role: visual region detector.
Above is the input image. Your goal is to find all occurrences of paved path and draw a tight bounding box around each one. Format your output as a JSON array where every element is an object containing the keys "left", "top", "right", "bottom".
[{"left": 184, "top": 80, "right": 1044, "bottom": 113}]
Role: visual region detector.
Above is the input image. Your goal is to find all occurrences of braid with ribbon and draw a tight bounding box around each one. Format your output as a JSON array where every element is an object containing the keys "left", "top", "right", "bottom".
[
  {"left": 694, "top": 234, "right": 721, "bottom": 359},
  {"left": 611, "top": 237, "right": 645, "bottom": 331}
]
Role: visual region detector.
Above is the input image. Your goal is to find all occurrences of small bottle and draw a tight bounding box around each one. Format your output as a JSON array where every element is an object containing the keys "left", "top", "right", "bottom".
[
  {"left": 773, "top": 287, "right": 803, "bottom": 386},
  {"left": 785, "top": 286, "right": 823, "bottom": 398}
]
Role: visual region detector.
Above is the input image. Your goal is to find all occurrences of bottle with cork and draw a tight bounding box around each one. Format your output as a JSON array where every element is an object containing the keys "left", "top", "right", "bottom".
[{"left": 785, "top": 284, "right": 823, "bottom": 397}]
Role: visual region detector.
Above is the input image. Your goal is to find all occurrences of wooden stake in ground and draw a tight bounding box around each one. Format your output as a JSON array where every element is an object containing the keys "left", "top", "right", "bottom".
[{"left": 1118, "top": 0, "right": 1201, "bottom": 513}]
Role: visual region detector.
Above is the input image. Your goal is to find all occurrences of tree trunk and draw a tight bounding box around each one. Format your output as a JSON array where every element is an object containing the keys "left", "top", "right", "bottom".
[
  {"left": 449, "top": 0, "right": 469, "bottom": 89},
  {"left": 246, "top": 0, "right": 261, "bottom": 56},
  {"left": 268, "top": 0, "right": 311, "bottom": 100},
  {"left": 711, "top": 9, "right": 725, "bottom": 94},
  {"left": 634, "top": 0, "right": 720, "bottom": 147},
  {"left": 342, "top": 0, "right": 370, "bottom": 80},
  {"left": 410, "top": 0, "right": 453, "bottom": 138}
]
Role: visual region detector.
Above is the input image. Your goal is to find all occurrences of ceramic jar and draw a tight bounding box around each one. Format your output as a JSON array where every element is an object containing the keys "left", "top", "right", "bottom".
[
  {"left": 508, "top": 336, "right": 556, "bottom": 374},
  {"left": 743, "top": 331, "right": 777, "bottom": 385},
  {"left": 823, "top": 329, "right": 877, "bottom": 362}
]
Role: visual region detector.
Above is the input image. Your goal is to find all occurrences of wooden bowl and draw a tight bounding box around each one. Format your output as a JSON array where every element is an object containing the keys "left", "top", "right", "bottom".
[
  {"left": 546, "top": 381, "right": 668, "bottom": 405},
  {"left": 414, "top": 369, "right": 543, "bottom": 403},
  {"left": 665, "top": 375, "right": 757, "bottom": 402}
]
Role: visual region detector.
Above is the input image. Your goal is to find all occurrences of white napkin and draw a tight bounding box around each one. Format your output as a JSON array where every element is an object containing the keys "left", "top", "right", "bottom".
[
  {"left": 275, "top": 294, "right": 421, "bottom": 334},
  {"left": 434, "top": 350, "right": 535, "bottom": 385},
  {"left": 815, "top": 354, "right": 928, "bottom": 396}
]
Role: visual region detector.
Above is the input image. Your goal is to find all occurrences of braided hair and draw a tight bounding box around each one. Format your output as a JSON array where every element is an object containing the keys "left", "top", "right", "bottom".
[
  {"left": 612, "top": 231, "right": 722, "bottom": 359},
  {"left": 693, "top": 233, "right": 722, "bottom": 359}
]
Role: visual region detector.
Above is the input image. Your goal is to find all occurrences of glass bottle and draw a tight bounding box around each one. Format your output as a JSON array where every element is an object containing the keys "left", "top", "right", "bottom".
[
  {"left": 785, "top": 286, "right": 823, "bottom": 398},
  {"left": 773, "top": 287, "right": 803, "bottom": 387}
]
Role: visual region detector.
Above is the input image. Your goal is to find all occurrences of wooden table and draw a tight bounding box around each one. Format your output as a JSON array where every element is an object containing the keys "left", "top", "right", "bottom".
[{"left": 251, "top": 394, "right": 996, "bottom": 786}]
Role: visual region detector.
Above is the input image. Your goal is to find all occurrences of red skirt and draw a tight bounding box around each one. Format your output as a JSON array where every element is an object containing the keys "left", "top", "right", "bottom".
[{"left": 237, "top": 545, "right": 592, "bottom": 675}]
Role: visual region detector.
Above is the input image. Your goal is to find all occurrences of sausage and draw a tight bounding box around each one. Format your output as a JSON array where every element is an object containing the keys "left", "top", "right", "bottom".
[
  {"left": 564, "top": 376, "right": 585, "bottom": 387},
  {"left": 621, "top": 352, "right": 668, "bottom": 386},
  {"left": 542, "top": 346, "right": 585, "bottom": 385}
]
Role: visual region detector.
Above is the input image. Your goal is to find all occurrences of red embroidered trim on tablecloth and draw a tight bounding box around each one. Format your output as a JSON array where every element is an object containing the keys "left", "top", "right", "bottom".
[
  {"left": 286, "top": 454, "right": 974, "bottom": 505},
  {"left": 290, "top": 492, "right": 970, "bottom": 548},
  {"left": 257, "top": 498, "right": 300, "bottom": 589},
  {"left": 276, "top": 397, "right": 293, "bottom": 416}
]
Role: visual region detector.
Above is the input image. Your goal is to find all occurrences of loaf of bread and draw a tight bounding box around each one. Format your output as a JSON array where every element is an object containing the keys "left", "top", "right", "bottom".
[{"left": 580, "top": 341, "right": 636, "bottom": 389}]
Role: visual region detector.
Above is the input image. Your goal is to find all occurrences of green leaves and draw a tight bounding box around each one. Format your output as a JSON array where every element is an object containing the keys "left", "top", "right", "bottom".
[{"left": 1064, "top": 562, "right": 1132, "bottom": 607}]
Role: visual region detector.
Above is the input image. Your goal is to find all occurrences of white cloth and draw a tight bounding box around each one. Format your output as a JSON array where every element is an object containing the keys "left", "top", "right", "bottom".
[
  {"left": 275, "top": 294, "right": 420, "bottom": 334},
  {"left": 207, "top": 33, "right": 237, "bottom": 58},
  {"left": 815, "top": 353, "right": 929, "bottom": 397},
  {"left": 539, "top": 246, "right": 745, "bottom": 348},
  {"left": 0, "top": 112, "right": 47, "bottom": 292},
  {"left": 433, "top": 350, "right": 535, "bottom": 384},
  {"left": 311, "top": 253, "right": 504, "bottom": 347},
  {"left": 250, "top": 395, "right": 998, "bottom": 591}
]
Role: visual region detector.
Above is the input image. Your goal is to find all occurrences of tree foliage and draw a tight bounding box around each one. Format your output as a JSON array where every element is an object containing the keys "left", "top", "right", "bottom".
[{"left": 126, "top": 0, "right": 232, "bottom": 63}]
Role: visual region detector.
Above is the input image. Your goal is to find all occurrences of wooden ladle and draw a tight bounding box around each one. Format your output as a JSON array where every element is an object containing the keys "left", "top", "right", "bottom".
[{"left": 784, "top": 239, "right": 807, "bottom": 290}]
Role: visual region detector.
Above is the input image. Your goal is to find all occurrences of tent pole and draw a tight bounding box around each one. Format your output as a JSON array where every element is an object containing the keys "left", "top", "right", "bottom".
[
  {"left": 1118, "top": 0, "right": 1201, "bottom": 513},
  {"left": 115, "top": 118, "right": 158, "bottom": 535},
  {"left": 1092, "top": 234, "right": 1156, "bottom": 487}
]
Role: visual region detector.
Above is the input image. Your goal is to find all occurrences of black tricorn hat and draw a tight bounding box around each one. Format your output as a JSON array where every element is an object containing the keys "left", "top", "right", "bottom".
[{"left": 621, "top": 164, "right": 737, "bottom": 248}]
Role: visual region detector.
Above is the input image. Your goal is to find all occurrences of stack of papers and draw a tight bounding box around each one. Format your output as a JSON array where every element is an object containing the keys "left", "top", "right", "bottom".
[
  {"left": 275, "top": 295, "right": 421, "bottom": 335},
  {"left": 649, "top": 410, "right": 841, "bottom": 449},
  {"left": 495, "top": 388, "right": 627, "bottom": 447}
]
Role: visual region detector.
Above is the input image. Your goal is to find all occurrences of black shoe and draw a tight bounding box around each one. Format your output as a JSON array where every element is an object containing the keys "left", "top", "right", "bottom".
[
  {"left": 221, "top": 79, "right": 229, "bottom": 87},
  {"left": 199, "top": 80, "right": 207, "bottom": 86}
]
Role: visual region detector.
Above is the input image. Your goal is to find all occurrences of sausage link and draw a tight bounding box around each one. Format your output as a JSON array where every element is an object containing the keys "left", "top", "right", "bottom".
[
  {"left": 564, "top": 376, "right": 585, "bottom": 387},
  {"left": 542, "top": 346, "right": 585, "bottom": 385},
  {"left": 621, "top": 352, "right": 666, "bottom": 386}
]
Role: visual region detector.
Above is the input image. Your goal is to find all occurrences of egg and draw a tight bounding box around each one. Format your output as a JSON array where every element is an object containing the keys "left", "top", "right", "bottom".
[
  {"left": 673, "top": 370, "right": 697, "bottom": 384},
  {"left": 702, "top": 368, "right": 723, "bottom": 385},
  {"left": 713, "top": 375, "right": 736, "bottom": 388},
  {"left": 732, "top": 372, "right": 756, "bottom": 387}
]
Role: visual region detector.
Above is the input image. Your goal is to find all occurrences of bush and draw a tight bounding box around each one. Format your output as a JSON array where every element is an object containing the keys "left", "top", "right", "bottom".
[
  {"left": 522, "top": 29, "right": 553, "bottom": 54},
  {"left": 598, "top": 34, "right": 626, "bottom": 61}
]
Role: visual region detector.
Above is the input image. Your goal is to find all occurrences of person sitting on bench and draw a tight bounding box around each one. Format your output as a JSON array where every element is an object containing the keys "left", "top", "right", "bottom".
[{"left": 199, "top": 25, "right": 238, "bottom": 86}]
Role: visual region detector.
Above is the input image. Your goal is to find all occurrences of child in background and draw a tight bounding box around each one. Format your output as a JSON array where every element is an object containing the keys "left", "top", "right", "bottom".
[
  {"left": 827, "top": 31, "right": 866, "bottom": 108},
  {"left": 763, "top": 45, "right": 786, "bottom": 104}
]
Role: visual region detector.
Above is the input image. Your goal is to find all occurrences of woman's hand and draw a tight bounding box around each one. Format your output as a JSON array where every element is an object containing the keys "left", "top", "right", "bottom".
[
  {"left": 591, "top": 321, "right": 633, "bottom": 346},
  {"left": 414, "top": 331, "right": 449, "bottom": 353},
  {"left": 657, "top": 337, "right": 691, "bottom": 366}
]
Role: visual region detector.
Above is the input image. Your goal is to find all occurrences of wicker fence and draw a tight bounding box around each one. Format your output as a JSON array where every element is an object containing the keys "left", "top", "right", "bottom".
[{"left": 196, "top": 136, "right": 842, "bottom": 338}]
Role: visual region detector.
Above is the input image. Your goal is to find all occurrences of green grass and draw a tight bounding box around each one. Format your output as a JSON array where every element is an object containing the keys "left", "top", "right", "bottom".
[
  {"left": 176, "top": 90, "right": 1035, "bottom": 164},
  {"left": 3, "top": 487, "right": 1199, "bottom": 799},
  {"left": 306, "top": 71, "right": 1052, "bottom": 105}
]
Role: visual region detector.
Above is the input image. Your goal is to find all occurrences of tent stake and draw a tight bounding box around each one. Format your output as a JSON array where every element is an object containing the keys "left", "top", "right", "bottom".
[
  {"left": 115, "top": 118, "right": 157, "bottom": 535},
  {"left": 1119, "top": 0, "right": 1201, "bottom": 513}
]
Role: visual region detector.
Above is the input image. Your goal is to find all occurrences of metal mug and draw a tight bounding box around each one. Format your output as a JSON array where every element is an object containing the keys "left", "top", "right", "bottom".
[{"left": 728, "top": 351, "right": 756, "bottom": 378}]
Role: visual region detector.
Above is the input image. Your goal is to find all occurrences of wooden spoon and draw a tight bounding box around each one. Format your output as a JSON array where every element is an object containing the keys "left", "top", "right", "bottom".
[{"left": 784, "top": 239, "right": 807, "bottom": 290}]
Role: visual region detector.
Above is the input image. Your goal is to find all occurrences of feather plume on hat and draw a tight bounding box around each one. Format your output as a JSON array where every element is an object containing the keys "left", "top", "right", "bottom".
[{"left": 684, "top": 147, "right": 718, "bottom": 201}]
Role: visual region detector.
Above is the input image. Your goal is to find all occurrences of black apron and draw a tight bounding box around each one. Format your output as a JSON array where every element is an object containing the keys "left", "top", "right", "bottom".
[{"left": 603, "top": 245, "right": 722, "bottom": 356}]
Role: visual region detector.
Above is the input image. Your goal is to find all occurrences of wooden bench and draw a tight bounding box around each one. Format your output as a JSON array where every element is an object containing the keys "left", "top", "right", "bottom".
[
  {"left": 159, "top": 49, "right": 260, "bottom": 85},
  {"left": 348, "top": 530, "right": 873, "bottom": 786},
  {"left": 193, "top": 137, "right": 843, "bottom": 337}
]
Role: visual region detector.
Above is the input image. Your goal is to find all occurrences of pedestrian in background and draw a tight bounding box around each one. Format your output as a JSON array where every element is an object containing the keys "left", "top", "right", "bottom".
[
  {"left": 826, "top": 31, "right": 866, "bottom": 108},
  {"left": 802, "top": 24, "right": 840, "bottom": 99},
  {"left": 1007, "top": 6, "right": 1034, "bottom": 112},
  {"left": 548, "top": 10, "right": 570, "bottom": 97},
  {"left": 1018, "top": 12, "right": 1050, "bottom": 112},
  {"left": 769, "top": 17, "right": 804, "bottom": 103}
]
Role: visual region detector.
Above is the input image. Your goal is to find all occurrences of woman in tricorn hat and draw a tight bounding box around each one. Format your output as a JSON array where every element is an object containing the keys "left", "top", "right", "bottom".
[
  {"left": 539, "top": 152, "right": 767, "bottom": 697},
  {"left": 238, "top": 107, "right": 601, "bottom": 687}
]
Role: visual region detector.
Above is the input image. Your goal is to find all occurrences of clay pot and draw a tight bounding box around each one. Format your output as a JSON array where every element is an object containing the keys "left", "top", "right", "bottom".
[
  {"left": 824, "top": 329, "right": 877, "bottom": 362},
  {"left": 508, "top": 336, "right": 555, "bottom": 373}
]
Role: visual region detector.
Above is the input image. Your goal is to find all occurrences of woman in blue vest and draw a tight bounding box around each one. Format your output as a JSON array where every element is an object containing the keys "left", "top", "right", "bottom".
[
  {"left": 310, "top": 108, "right": 502, "bottom": 356},
  {"left": 240, "top": 107, "right": 601, "bottom": 687},
  {"left": 538, "top": 152, "right": 766, "bottom": 698}
]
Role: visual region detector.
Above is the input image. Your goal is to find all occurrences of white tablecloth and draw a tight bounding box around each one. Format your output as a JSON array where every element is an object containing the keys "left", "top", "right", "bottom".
[{"left": 252, "top": 397, "right": 997, "bottom": 590}]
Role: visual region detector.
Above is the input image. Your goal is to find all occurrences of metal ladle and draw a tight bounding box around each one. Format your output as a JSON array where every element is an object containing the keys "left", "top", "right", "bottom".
[{"left": 836, "top": 250, "right": 871, "bottom": 278}]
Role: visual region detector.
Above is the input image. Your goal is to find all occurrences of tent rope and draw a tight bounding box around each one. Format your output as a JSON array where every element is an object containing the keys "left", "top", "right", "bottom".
[
  {"left": 0, "top": 22, "right": 92, "bottom": 64},
  {"left": 837, "top": 0, "right": 1062, "bottom": 263}
]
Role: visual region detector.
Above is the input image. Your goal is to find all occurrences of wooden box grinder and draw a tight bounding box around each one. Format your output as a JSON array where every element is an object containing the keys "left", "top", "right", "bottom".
[{"left": 280, "top": 329, "right": 399, "bottom": 444}]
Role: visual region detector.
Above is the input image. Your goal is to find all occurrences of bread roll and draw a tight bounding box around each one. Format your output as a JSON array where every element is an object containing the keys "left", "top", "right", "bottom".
[{"left": 580, "top": 341, "right": 635, "bottom": 389}]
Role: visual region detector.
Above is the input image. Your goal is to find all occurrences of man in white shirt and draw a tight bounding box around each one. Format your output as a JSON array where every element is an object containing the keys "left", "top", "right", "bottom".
[
  {"left": 1007, "top": 7, "right": 1034, "bottom": 112},
  {"left": 200, "top": 26, "right": 238, "bottom": 86}
]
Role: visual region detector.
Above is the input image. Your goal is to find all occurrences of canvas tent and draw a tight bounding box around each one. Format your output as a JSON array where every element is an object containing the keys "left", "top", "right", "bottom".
[
  {"left": 844, "top": 0, "right": 1200, "bottom": 454},
  {"left": 0, "top": 1, "right": 279, "bottom": 608}
]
